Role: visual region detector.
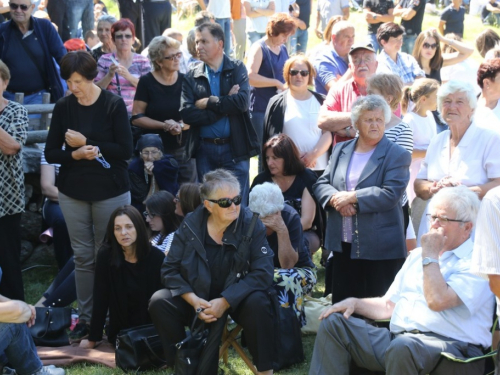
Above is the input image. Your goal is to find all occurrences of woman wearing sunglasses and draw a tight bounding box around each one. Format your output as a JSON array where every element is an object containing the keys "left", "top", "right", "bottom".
[
  {"left": 412, "top": 28, "right": 473, "bottom": 84},
  {"left": 263, "top": 55, "right": 330, "bottom": 175},
  {"left": 149, "top": 169, "right": 275, "bottom": 375},
  {"left": 95, "top": 18, "right": 150, "bottom": 116},
  {"left": 132, "top": 35, "right": 195, "bottom": 184}
]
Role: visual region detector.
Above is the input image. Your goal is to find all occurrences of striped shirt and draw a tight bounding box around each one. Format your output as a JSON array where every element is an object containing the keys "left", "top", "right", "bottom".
[
  {"left": 471, "top": 186, "right": 500, "bottom": 314},
  {"left": 385, "top": 121, "right": 413, "bottom": 206}
]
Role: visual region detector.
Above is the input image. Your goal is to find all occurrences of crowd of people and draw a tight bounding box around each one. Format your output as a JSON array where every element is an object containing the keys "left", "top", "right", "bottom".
[{"left": 3, "top": 0, "right": 500, "bottom": 374}]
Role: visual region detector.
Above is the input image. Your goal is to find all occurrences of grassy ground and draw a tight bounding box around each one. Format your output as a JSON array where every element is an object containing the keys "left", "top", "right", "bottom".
[{"left": 26, "top": 2, "right": 496, "bottom": 373}]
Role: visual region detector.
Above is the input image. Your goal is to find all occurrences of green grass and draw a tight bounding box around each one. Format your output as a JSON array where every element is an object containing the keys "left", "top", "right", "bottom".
[{"left": 29, "top": 3, "right": 496, "bottom": 373}]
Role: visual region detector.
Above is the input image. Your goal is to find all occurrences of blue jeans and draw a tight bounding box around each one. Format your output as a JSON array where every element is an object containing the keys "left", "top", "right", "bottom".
[
  {"left": 248, "top": 31, "right": 265, "bottom": 45},
  {"left": 290, "top": 28, "right": 309, "bottom": 55},
  {"left": 0, "top": 323, "right": 42, "bottom": 374},
  {"left": 250, "top": 110, "right": 265, "bottom": 172},
  {"left": 3, "top": 89, "right": 47, "bottom": 119},
  {"left": 402, "top": 34, "right": 417, "bottom": 54},
  {"left": 66, "top": 0, "right": 94, "bottom": 39},
  {"left": 215, "top": 18, "right": 232, "bottom": 57},
  {"left": 368, "top": 33, "right": 381, "bottom": 54},
  {"left": 195, "top": 141, "right": 250, "bottom": 206},
  {"left": 43, "top": 199, "right": 73, "bottom": 271}
]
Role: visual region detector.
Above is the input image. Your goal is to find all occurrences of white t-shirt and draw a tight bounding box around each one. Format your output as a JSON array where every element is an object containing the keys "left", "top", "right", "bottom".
[
  {"left": 474, "top": 102, "right": 500, "bottom": 133},
  {"left": 283, "top": 91, "right": 327, "bottom": 170},
  {"left": 208, "top": 0, "right": 231, "bottom": 18},
  {"left": 402, "top": 111, "right": 436, "bottom": 150},
  {"left": 441, "top": 58, "right": 481, "bottom": 96},
  {"left": 274, "top": 0, "right": 294, "bottom": 13},
  {"left": 245, "top": 0, "right": 273, "bottom": 33},
  {"left": 317, "top": 0, "right": 349, "bottom": 31}
]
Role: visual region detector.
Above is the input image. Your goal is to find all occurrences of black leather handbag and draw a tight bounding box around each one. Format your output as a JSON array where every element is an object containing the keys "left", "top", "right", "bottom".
[
  {"left": 29, "top": 307, "right": 72, "bottom": 347},
  {"left": 174, "top": 313, "right": 209, "bottom": 375},
  {"left": 115, "top": 324, "right": 166, "bottom": 373}
]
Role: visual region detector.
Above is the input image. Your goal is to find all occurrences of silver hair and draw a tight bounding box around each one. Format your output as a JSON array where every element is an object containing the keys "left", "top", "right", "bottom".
[
  {"left": 428, "top": 186, "right": 480, "bottom": 227},
  {"left": 97, "top": 14, "right": 117, "bottom": 26},
  {"left": 148, "top": 36, "right": 181, "bottom": 71},
  {"left": 350, "top": 95, "right": 391, "bottom": 129},
  {"left": 248, "top": 182, "right": 285, "bottom": 218},
  {"left": 331, "top": 20, "right": 354, "bottom": 37},
  {"left": 437, "top": 80, "right": 477, "bottom": 114},
  {"left": 200, "top": 169, "right": 240, "bottom": 201}
]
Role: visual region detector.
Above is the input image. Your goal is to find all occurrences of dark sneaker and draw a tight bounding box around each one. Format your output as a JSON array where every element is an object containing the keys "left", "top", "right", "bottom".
[
  {"left": 69, "top": 322, "right": 90, "bottom": 343},
  {"left": 2, "top": 367, "right": 16, "bottom": 375}
]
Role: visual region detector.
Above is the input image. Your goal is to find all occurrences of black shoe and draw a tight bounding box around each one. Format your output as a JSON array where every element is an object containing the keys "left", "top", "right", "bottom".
[{"left": 69, "top": 322, "right": 90, "bottom": 343}]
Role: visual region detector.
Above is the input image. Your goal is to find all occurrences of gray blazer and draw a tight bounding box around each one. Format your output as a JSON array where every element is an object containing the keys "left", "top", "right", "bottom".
[{"left": 313, "top": 135, "right": 411, "bottom": 260}]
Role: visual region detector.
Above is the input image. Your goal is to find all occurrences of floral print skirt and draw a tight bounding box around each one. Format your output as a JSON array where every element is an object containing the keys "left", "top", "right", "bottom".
[{"left": 273, "top": 266, "right": 317, "bottom": 327}]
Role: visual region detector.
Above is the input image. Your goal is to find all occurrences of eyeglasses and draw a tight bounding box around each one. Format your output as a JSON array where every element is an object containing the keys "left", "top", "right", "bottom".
[
  {"left": 9, "top": 3, "right": 30, "bottom": 11},
  {"left": 352, "top": 57, "right": 375, "bottom": 66},
  {"left": 115, "top": 34, "right": 133, "bottom": 40},
  {"left": 426, "top": 214, "right": 467, "bottom": 225},
  {"left": 289, "top": 69, "right": 309, "bottom": 77},
  {"left": 423, "top": 43, "right": 438, "bottom": 50},
  {"left": 164, "top": 52, "right": 183, "bottom": 61},
  {"left": 174, "top": 194, "right": 180, "bottom": 203},
  {"left": 143, "top": 211, "right": 156, "bottom": 219},
  {"left": 140, "top": 150, "right": 160, "bottom": 157},
  {"left": 207, "top": 195, "right": 242, "bottom": 208}
]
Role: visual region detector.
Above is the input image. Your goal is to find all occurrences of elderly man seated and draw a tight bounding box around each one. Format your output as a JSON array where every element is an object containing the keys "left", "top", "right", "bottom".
[
  {"left": 309, "top": 186, "right": 495, "bottom": 375},
  {"left": 0, "top": 276, "right": 65, "bottom": 375}
]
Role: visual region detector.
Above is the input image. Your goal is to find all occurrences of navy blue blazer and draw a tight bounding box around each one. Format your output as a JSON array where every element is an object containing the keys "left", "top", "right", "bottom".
[{"left": 313, "top": 135, "right": 411, "bottom": 260}]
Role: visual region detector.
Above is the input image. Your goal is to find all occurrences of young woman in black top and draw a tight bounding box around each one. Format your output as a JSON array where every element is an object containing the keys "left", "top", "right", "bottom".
[{"left": 79, "top": 205, "right": 164, "bottom": 349}]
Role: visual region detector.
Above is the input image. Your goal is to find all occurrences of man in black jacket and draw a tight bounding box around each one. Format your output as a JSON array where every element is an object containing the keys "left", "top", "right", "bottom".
[{"left": 180, "top": 22, "right": 260, "bottom": 205}]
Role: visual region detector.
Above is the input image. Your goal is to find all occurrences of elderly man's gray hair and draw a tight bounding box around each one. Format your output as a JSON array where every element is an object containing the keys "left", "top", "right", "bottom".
[
  {"left": 437, "top": 80, "right": 477, "bottom": 114},
  {"left": 351, "top": 95, "right": 391, "bottom": 129},
  {"left": 248, "top": 182, "right": 285, "bottom": 218},
  {"left": 200, "top": 169, "right": 240, "bottom": 201},
  {"left": 428, "top": 186, "right": 480, "bottom": 226},
  {"left": 331, "top": 21, "right": 354, "bottom": 37},
  {"left": 97, "top": 14, "right": 117, "bottom": 25}
]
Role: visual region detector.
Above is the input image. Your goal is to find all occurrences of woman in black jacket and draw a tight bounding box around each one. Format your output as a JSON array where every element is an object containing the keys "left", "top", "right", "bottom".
[
  {"left": 263, "top": 55, "right": 329, "bottom": 175},
  {"left": 149, "top": 169, "right": 275, "bottom": 375},
  {"left": 79, "top": 205, "right": 164, "bottom": 349}
]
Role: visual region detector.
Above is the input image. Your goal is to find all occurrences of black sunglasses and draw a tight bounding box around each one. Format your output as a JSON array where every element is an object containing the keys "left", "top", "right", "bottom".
[
  {"left": 143, "top": 211, "right": 156, "bottom": 219},
  {"left": 10, "top": 3, "right": 30, "bottom": 10},
  {"left": 164, "top": 52, "right": 183, "bottom": 61},
  {"left": 290, "top": 69, "right": 309, "bottom": 77},
  {"left": 207, "top": 195, "right": 242, "bottom": 208},
  {"left": 115, "top": 34, "right": 133, "bottom": 40},
  {"left": 423, "top": 42, "right": 438, "bottom": 50}
]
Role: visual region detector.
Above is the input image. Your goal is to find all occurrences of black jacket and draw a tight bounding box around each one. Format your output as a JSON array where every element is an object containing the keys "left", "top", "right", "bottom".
[
  {"left": 88, "top": 245, "right": 165, "bottom": 343},
  {"left": 263, "top": 89, "right": 325, "bottom": 146},
  {"left": 162, "top": 205, "right": 274, "bottom": 310},
  {"left": 180, "top": 55, "right": 260, "bottom": 163}
]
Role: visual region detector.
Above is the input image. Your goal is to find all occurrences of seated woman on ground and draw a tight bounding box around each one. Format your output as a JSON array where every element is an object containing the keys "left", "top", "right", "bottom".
[
  {"left": 251, "top": 134, "right": 322, "bottom": 257},
  {"left": 249, "top": 182, "right": 317, "bottom": 327},
  {"left": 129, "top": 134, "right": 179, "bottom": 213},
  {"left": 144, "top": 191, "right": 182, "bottom": 256},
  {"left": 79, "top": 205, "right": 165, "bottom": 349}
]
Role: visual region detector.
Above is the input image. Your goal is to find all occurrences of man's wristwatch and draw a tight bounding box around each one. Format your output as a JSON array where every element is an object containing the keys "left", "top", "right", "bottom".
[
  {"left": 373, "top": 14, "right": 377, "bottom": 19},
  {"left": 422, "top": 257, "right": 439, "bottom": 266}
]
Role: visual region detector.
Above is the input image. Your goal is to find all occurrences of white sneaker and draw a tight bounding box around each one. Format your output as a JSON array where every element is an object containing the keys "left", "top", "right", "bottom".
[{"left": 32, "top": 365, "right": 65, "bottom": 375}]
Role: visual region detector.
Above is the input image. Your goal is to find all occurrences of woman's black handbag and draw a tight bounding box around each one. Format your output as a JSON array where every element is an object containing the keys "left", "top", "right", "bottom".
[
  {"left": 174, "top": 313, "right": 209, "bottom": 375},
  {"left": 115, "top": 324, "right": 166, "bottom": 372},
  {"left": 29, "top": 307, "right": 71, "bottom": 347},
  {"left": 268, "top": 288, "right": 305, "bottom": 371}
]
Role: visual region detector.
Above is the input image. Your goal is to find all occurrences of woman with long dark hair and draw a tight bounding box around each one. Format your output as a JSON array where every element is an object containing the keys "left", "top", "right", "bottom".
[{"left": 79, "top": 205, "right": 164, "bottom": 349}]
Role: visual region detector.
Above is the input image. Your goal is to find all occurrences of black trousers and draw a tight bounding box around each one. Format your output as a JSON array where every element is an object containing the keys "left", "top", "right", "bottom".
[
  {"left": 0, "top": 213, "right": 24, "bottom": 300},
  {"left": 331, "top": 242, "right": 405, "bottom": 304},
  {"left": 149, "top": 289, "right": 275, "bottom": 373},
  {"left": 47, "top": 0, "right": 69, "bottom": 41},
  {"left": 143, "top": 2, "right": 172, "bottom": 47},
  {"left": 118, "top": 0, "right": 143, "bottom": 45}
]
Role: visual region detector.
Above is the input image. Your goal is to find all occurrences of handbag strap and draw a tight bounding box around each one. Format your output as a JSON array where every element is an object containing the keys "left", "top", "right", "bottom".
[
  {"left": 13, "top": 31, "right": 49, "bottom": 90},
  {"left": 141, "top": 336, "right": 167, "bottom": 365},
  {"left": 112, "top": 54, "right": 122, "bottom": 97},
  {"left": 37, "top": 308, "right": 53, "bottom": 338}
]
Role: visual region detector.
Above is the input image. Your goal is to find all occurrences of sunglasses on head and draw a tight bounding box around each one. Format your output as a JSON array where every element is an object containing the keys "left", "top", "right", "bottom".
[
  {"left": 115, "top": 34, "right": 133, "bottom": 40},
  {"left": 290, "top": 69, "right": 309, "bottom": 77},
  {"left": 10, "top": 3, "right": 30, "bottom": 10},
  {"left": 423, "top": 42, "right": 438, "bottom": 50},
  {"left": 207, "top": 195, "right": 242, "bottom": 208}
]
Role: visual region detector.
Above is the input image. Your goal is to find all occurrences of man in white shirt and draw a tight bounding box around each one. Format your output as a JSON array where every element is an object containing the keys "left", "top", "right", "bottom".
[
  {"left": 207, "top": 0, "right": 232, "bottom": 56},
  {"left": 309, "top": 185, "right": 495, "bottom": 375},
  {"left": 472, "top": 186, "right": 500, "bottom": 372}
]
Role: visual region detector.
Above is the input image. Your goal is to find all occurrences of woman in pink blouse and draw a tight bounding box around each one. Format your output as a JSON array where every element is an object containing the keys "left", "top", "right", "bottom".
[{"left": 95, "top": 18, "right": 151, "bottom": 115}]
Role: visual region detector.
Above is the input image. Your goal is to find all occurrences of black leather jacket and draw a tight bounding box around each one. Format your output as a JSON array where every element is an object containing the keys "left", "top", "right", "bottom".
[
  {"left": 161, "top": 205, "right": 274, "bottom": 310},
  {"left": 180, "top": 55, "right": 261, "bottom": 163}
]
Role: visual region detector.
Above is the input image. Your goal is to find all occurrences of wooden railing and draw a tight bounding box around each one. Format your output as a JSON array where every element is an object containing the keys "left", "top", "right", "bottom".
[{"left": 13, "top": 92, "right": 54, "bottom": 145}]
